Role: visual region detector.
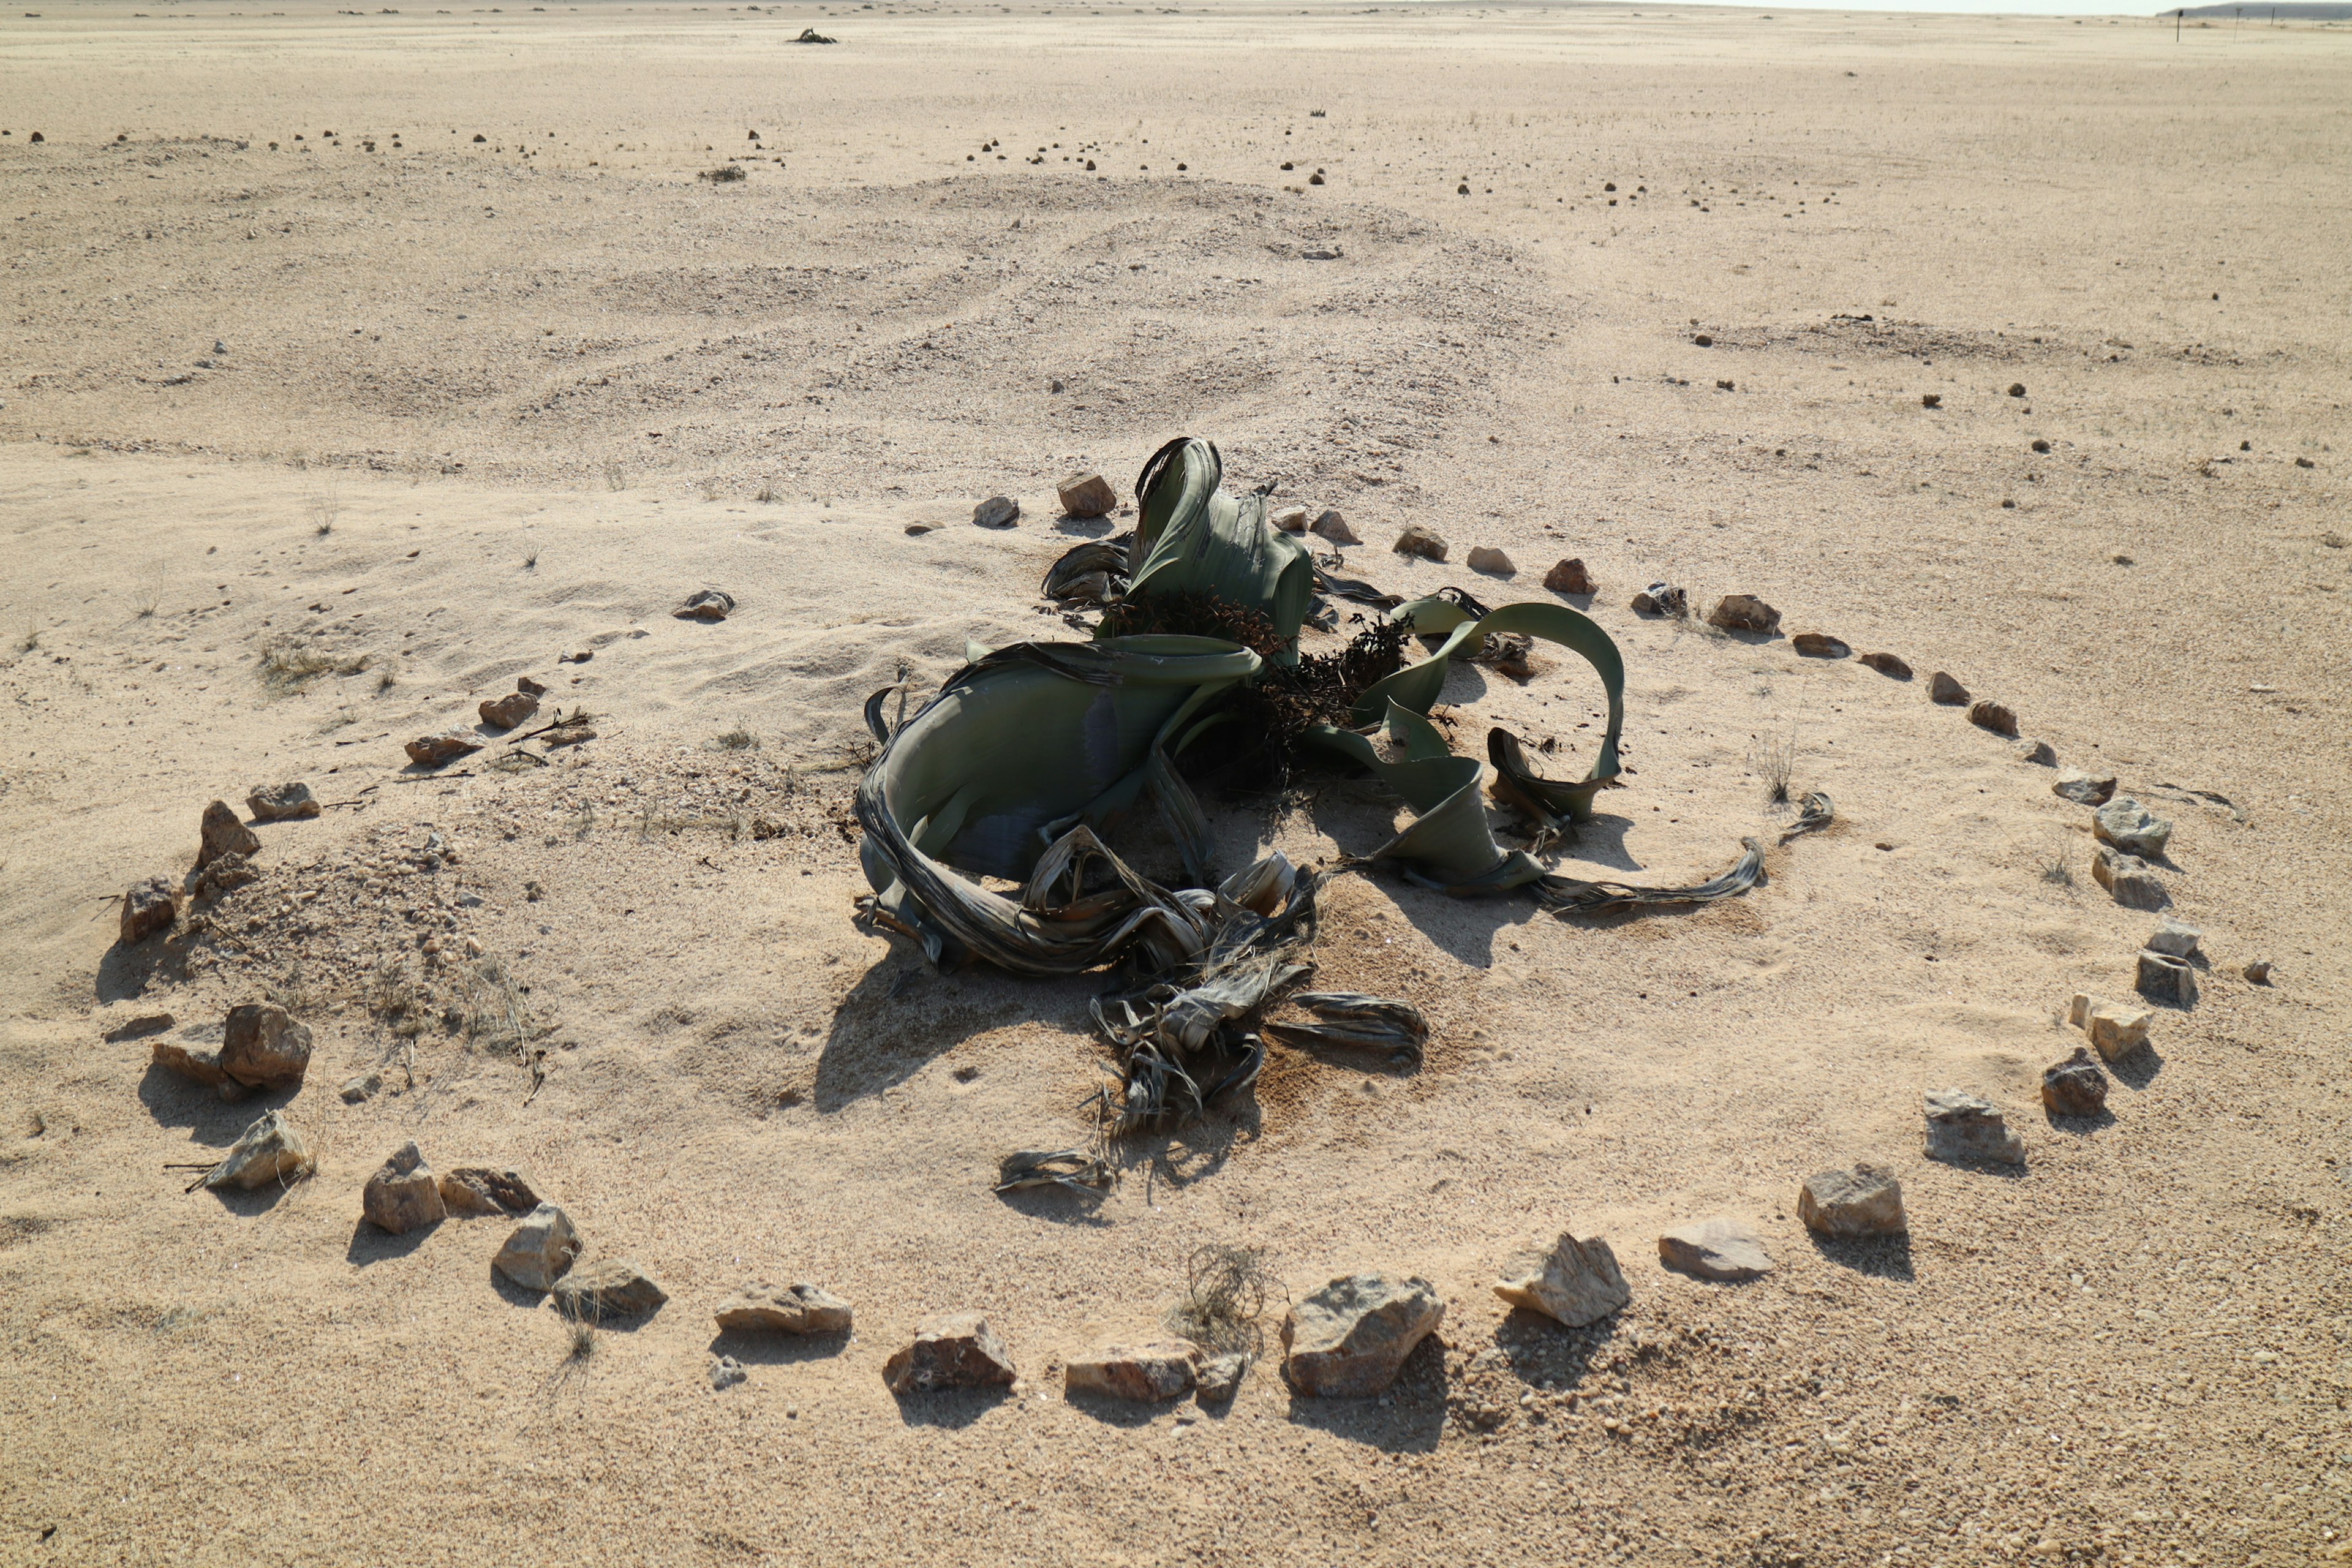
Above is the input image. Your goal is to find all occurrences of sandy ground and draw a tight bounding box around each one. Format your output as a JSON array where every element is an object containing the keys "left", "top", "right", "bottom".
[{"left": 2, "top": 2, "right": 2348, "bottom": 1564}]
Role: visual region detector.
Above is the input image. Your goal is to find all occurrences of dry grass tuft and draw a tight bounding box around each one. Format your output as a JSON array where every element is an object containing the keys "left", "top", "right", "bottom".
[
  {"left": 1749, "top": 728, "right": 1798, "bottom": 804},
  {"left": 1166, "top": 1244, "right": 1281, "bottom": 1357},
  {"left": 714, "top": 728, "right": 761, "bottom": 752},
  {"left": 260, "top": 636, "right": 372, "bottom": 692}
]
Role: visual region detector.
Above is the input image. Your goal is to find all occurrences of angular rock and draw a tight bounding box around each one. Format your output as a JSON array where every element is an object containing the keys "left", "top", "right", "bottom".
[
  {"left": 206, "top": 1109, "right": 315, "bottom": 1191},
  {"left": 1196, "top": 1350, "right": 1249, "bottom": 1403},
  {"left": 1543, "top": 557, "right": 1594, "bottom": 595},
  {"left": 2092, "top": 845, "right": 2168, "bottom": 910},
  {"left": 478, "top": 691, "right": 539, "bottom": 730},
  {"left": 1630, "top": 582, "right": 1687, "bottom": 617},
  {"left": 2018, "top": 739, "right": 2058, "bottom": 766},
  {"left": 1466, "top": 545, "right": 1516, "bottom": 576},
  {"left": 1922, "top": 1090, "right": 2026, "bottom": 1166},
  {"left": 1281, "top": 1273, "right": 1444, "bottom": 1398},
  {"left": 1791, "top": 631, "right": 1849, "bottom": 658},
  {"left": 339, "top": 1072, "right": 383, "bottom": 1104},
  {"left": 439, "top": 1167, "right": 541, "bottom": 1217},
  {"left": 219, "top": 1004, "right": 312, "bottom": 1090},
  {"left": 2094, "top": 798, "right": 2174, "bottom": 859},
  {"left": 1065, "top": 1340, "right": 1200, "bottom": 1403},
  {"left": 714, "top": 1280, "right": 854, "bottom": 1336},
  {"left": 2041, "top": 1047, "right": 2109, "bottom": 1117},
  {"left": 197, "top": 799, "right": 260, "bottom": 870},
  {"left": 103, "top": 1012, "right": 176, "bottom": 1042},
  {"left": 2070, "top": 993, "right": 2153, "bottom": 1061},
  {"left": 551, "top": 1258, "right": 669, "bottom": 1319},
  {"left": 1797, "top": 1164, "right": 1907, "bottom": 1238},
  {"left": 883, "top": 1312, "right": 1017, "bottom": 1393},
  {"left": 1311, "top": 509, "right": 1360, "bottom": 545},
  {"left": 2242, "top": 959, "right": 2272, "bottom": 985},
  {"left": 1928, "top": 671, "right": 1970, "bottom": 706},
  {"left": 972, "top": 495, "right": 1020, "bottom": 529},
  {"left": 1968, "top": 699, "right": 2019, "bottom": 736},
  {"left": 516, "top": 675, "right": 549, "bottom": 698},
  {"left": 362, "top": 1140, "right": 447, "bottom": 1234},
  {"left": 1055, "top": 472, "right": 1117, "bottom": 519},
  {"left": 2052, "top": 769, "right": 2118, "bottom": 806},
  {"left": 1706, "top": 594, "right": 1781, "bottom": 634},
  {"left": 1392, "top": 525, "right": 1447, "bottom": 563},
  {"left": 1657, "top": 1218, "right": 1776, "bottom": 1282},
  {"left": 1269, "top": 504, "right": 1309, "bottom": 533},
  {"left": 2145, "top": 919, "right": 2202, "bottom": 960},
  {"left": 406, "top": 731, "right": 483, "bottom": 768},
  {"left": 710, "top": 1355, "right": 747, "bottom": 1392},
  {"left": 153, "top": 1037, "right": 233, "bottom": 1087},
  {"left": 492, "top": 1202, "right": 581, "bottom": 1291},
  {"left": 674, "top": 588, "right": 735, "bottom": 621},
  {"left": 1860, "top": 650, "right": 1912, "bottom": 679},
  {"left": 1493, "top": 1232, "right": 1630, "bottom": 1327},
  {"left": 2136, "top": 949, "right": 2199, "bottom": 1008},
  {"left": 245, "top": 782, "right": 320, "bottom": 822},
  {"left": 121, "top": 878, "right": 178, "bottom": 945}
]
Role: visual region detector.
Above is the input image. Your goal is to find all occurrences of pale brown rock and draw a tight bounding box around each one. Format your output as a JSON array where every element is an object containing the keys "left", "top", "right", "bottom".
[
  {"left": 1791, "top": 631, "right": 1849, "bottom": 657},
  {"left": 1065, "top": 1340, "right": 1200, "bottom": 1402},
  {"left": 206, "top": 1109, "right": 315, "bottom": 1191},
  {"left": 1860, "top": 650, "right": 1912, "bottom": 679},
  {"left": 1281, "top": 1273, "right": 1444, "bottom": 1398},
  {"left": 406, "top": 731, "right": 483, "bottom": 768},
  {"left": 152, "top": 1037, "right": 232, "bottom": 1086},
  {"left": 362, "top": 1140, "right": 447, "bottom": 1234},
  {"left": 492, "top": 1203, "right": 581, "bottom": 1291},
  {"left": 1270, "top": 504, "right": 1309, "bottom": 533},
  {"left": 1543, "top": 557, "right": 1594, "bottom": 594},
  {"left": 1466, "top": 545, "right": 1516, "bottom": 576},
  {"left": 1923, "top": 1090, "right": 2026, "bottom": 1165},
  {"left": 1967, "top": 699, "right": 2019, "bottom": 736},
  {"left": 1658, "top": 1218, "right": 1775, "bottom": 1281},
  {"left": 674, "top": 588, "right": 735, "bottom": 620},
  {"left": 2070, "top": 993, "right": 2154, "bottom": 1062},
  {"left": 478, "top": 690, "right": 539, "bottom": 729},
  {"left": 1392, "top": 525, "right": 1448, "bottom": 562},
  {"left": 196, "top": 799, "right": 260, "bottom": 869},
  {"left": 1798, "top": 1164, "right": 1907, "bottom": 1237},
  {"left": 1493, "top": 1232, "right": 1630, "bottom": 1327},
  {"left": 1311, "top": 510, "right": 1360, "bottom": 545},
  {"left": 1056, "top": 472, "right": 1117, "bottom": 518},
  {"left": 2092, "top": 845, "right": 2168, "bottom": 910},
  {"left": 883, "top": 1312, "right": 1017, "bottom": 1393},
  {"left": 2136, "top": 949, "right": 2198, "bottom": 1008},
  {"left": 219, "top": 1003, "right": 312, "bottom": 1090},
  {"left": 2053, "top": 769, "right": 2117, "bottom": 806},
  {"left": 245, "top": 782, "right": 319, "bottom": 821},
  {"left": 2094, "top": 798, "right": 2174, "bottom": 858},
  {"left": 714, "top": 1280, "right": 854, "bottom": 1335},
  {"left": 120, "top": 878, "right": 178, "bottom": 945},
  {"left": 192, "top": 849, "right": 260, "bottom": 900},
  {"left": 437, "top": 1167, "right": 541, "bottom": 1216},
  {"left": 1706, "top": 594, "right": 1781, "bottom": 633},
  {"left": 515, "top": 675, "right": 548, "bottom": 698},
  {"left": 973, "top": 495, "right": 1020, "bottom": 529},
  {"left": 551, "top": 1258, "right": 669, "bottom": 1319},
  {"left": 1928, "top": 671, "right": 1970, "bottom": 705}
]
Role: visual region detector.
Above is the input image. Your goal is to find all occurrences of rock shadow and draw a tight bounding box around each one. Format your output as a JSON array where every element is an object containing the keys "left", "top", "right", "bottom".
[
  {"left": 1281, "top": 1335, "right": 1447, "bottom": 1452},
  {"left": 2043, "top": 1106, "right": 2119, "bottom": 1136},
  {"left": 345, "top": 1219, "right": 435, "bottom": 1267},
  {"left": 1062, "top": 1389, "right": 1169, "bottom": 1429},
  {"left": 204, "top": 1172, "right": 309, "bottom": 1217},
  {"left": 489, "top": 1268, "right": 547, "bottom": 1309},
  {"left": 136, "top": 1063, "right": 276, "bottom": 1147},
  {"left": 1051, "top": 514, "right": 1117, "bottom": 538},
  {"left": 1805, "top": 1232, "right": 1915, "bottom": 1282},
  {"left": 96, "top": 936, "right": 184, "bottom": 1006},
  {"left": 705, "top": 1327, "right": 850, "bottom": 1368},
  {"left": 2109, "top": 1046, "right": 2165, "bottom": 1091},
  {"left": 890, "top": 1385, "right": 1013, "bottom": 1430},
  {"left": 813, "top": 956, "right": 1093, "bottom": 1112},
  {"left": 1491, "top": 1308, "right": 1618, "bottom": 1388}
]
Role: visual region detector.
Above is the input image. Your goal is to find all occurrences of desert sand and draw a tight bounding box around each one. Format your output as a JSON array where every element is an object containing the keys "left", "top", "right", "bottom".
[{"left": 2, "top": 2, "right": 2347, "bottom": 1562}]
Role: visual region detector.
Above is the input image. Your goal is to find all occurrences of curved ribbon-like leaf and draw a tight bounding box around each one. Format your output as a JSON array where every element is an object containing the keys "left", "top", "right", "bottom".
[{"left": 1123, "top": 437, "right": 1315, "bottom": 662}]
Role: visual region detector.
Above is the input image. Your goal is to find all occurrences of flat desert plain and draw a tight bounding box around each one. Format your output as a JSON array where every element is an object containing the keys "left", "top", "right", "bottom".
[{"left": 2, "top": 2, "right": 2348, "bottom": 1563}]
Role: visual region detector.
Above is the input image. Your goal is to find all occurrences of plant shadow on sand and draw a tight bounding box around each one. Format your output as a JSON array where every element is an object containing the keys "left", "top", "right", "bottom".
[{"left": 812, "top": 957, "right": 1096, "bottom": 1112}]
